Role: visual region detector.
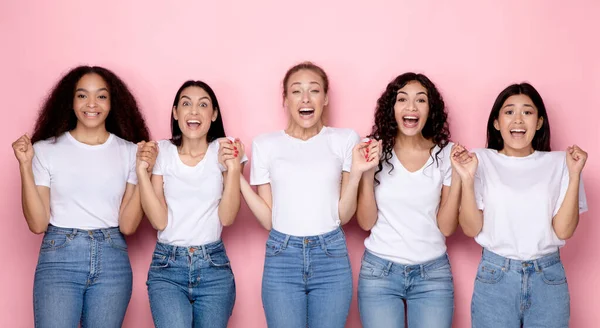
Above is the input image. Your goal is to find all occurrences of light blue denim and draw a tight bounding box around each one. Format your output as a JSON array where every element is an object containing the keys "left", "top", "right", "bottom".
[
  {"left": 358, "top": 250, "right": 454, "bottom": 328},
  {"left": 147, "top": 240, "right": 235, "bottom": 328},
  {"left": 261, "top": 227, "right": 353, "bottom": 328},
  {"left": 33, "top": 225, "right": 132, "bottom": 328},
  {"left": 471, "top": 249, "right": 570, "bottom": 328}
]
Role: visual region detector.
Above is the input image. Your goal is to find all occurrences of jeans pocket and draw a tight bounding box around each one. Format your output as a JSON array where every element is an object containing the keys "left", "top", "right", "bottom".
[
  {"left": 541, "top": 262, "right": 567, "bottom": 285},
  {"left": 475, "top": 261, "right": 505, "bottom": 284},
  {"left": 208, "top": 250, "right": 231, "bottom": 267},
  {"left": 425, "top": 263, "right": 454, "bottom": 281},
  {"left": 324, "top": 238, "right": 348, "bottom": 258},
  {"left": 150, "top": 253, "right": 169, "bottom": 269},
  {"left": 265, "top": 240, "right": 284, "bottom": 257},
  {"left": 107, "top": 233, "right": 128, "bottom": 252},
  {"left": 40, "top": 232, "right": 74, "bottom": 252},
  {"left": 359, "top": 259, "right": 386, "bottom": 279}
]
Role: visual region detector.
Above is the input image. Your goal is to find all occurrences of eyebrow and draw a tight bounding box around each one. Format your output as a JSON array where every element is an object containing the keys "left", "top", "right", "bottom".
[
  {"left": 397, "top": 91, "right": 428, "bottom": 96},
  {"left": 180, "top": 95, "right": 210, "bottom": 102},
  {"left": 290, "top": 81, "right": 322, "bottom": 87},
  {"left": 75, "top": 88, "right": 108, "bottom": 92},
  {"left": 503, "top": 103, "right": 534, "bottom": 108}
]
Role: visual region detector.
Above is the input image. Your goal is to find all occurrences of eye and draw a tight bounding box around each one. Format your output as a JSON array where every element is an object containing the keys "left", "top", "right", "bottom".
[
  {"left": 182, "top": 101, "right": 190, "bottom": 106},
  {"left": 98, "top": 95, "right": 108, "bottom": 99},
  {"left": 310, "top": 89, "right": 320, "bottom": 94},
  {"left": 397, "top": 97, "right": 406, "bottom": 102},
  {"left": 505, "top": 110, "right": 513, "bottom": 115},
  {"left": 417, "top": 98, "right": 427, "bottom": 103},
  {"left": 200, "top": 103, "right": 208, "bottom": 107},
  {"left": 76, "top": 94, "right": 86, "bottom": 99},
  {"left": 523, "top": 110, "right": 533, "bottom": 115},
  {"left": 292, "top": 90, "right": 301, "bottom": 95}
]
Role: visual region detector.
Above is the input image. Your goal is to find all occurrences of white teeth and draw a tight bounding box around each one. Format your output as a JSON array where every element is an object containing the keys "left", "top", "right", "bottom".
[
  {"left": 187, "top": 120, "right": 200, "bottom": 124},
  {"left": 403, "top": 116, "right": 418, "bottom": 119},
  {"left": 299, "top": 108, "right": 314, "bottom": 112},
  {"left": 84, "top": 112, "right": 99, "bottom": 116},
  {"left": 510, "top": 129, "right": 526, "bottom": 132}
]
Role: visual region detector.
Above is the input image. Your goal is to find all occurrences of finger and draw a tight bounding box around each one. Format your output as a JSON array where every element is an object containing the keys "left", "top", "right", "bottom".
[
  {"left": 368, "top": 152, "right": 378, "bottom": 162},
  {"left": 220, "top": 143, "right": 235, "bottom": 151},
  {"left": 222, "top": 154, "right": 236, "bottom": 161},
  {"left": 220, "top": 148, "right": 235, "bottom": 156},
  {"left": 23, "top": 134, "right": 32, "bottom": 144}
]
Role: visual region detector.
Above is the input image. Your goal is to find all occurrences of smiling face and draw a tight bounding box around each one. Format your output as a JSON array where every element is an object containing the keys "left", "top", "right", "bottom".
[
  {"left": 394, "top": 81, "right": 430, "bottom": 137},
  {"left": 494, "top": 94, "right": 544, "bottom": 156},
  {"left": 72, "top": 73, "right": 111, "bottom": 130},
  {"left": 284, "top": 69, "right": 328, "bottom": 130},
  {"left": 172, "top": 86, "right": 218, "bottom": 140}
]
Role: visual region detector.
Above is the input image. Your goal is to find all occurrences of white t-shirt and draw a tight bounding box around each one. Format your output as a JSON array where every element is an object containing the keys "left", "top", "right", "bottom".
[
  {"left": 32, "top": 132, "right": 137, "bottom": 230},
  {"left": 250, "top": 127, "right": 360, "bottom": 236},
  {"left": 153, "top": 138, "right": 248, "bottom": 246},
  {"left": 365, "top": 143, "right": 453, "bottom": 265},
  {"left": 473, "top": 148, "right": 588, "bottom": 260}
]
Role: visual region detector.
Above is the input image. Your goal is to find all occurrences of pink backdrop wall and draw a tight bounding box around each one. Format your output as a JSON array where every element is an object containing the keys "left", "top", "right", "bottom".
[{"left": 1, "top": 1, "right": 598, "bottom": 327}]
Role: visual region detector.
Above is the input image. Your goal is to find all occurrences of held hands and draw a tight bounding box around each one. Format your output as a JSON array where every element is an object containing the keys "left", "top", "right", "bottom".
[
  {"left": 136, "top": 141, "right": 158, "bottom": 174},
  {"left": 219, "top": 137, "right": 245, "bottom": 171},
  {"left": 12, "top": 134, "right": 34, "bottom": 165},
  {"left": 450, "top": 143, "right": 477, "bottom": 181},
  {"left": 352, "top": 138, "right": 382, "bottom": 174},
  {"left": 566, "top": 145, "right": 587, "bottom": 177}
]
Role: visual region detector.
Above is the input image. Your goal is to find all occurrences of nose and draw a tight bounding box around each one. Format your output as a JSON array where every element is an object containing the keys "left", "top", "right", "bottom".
[
  {"left": 514, "top": 112, "right": 524, "bottom": 123},
  {"left": 407, "top": 100, "right": 417, "bottom": 111},
  {"left": 87, "top": 98, "right": 97, "bottom": 108},
  {"left": 301, "top": 91, "right": 310, "bottom": 103}
]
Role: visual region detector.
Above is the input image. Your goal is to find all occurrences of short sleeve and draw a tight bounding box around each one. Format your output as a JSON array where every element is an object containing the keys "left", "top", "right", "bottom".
[
  {"left": 441, "top": 143, "right": 454, "bottom": 187},
  {"left": 473, "top": 153, "right": 484, "bottom": 210},
  {"left": 250, "top": 139, "right": 270, "bottom": 185},
  {"left": 32, "top": 143, "right": 51, "bottom": 187},
  {"left": 152, "top": 141, "right": 166, "bottom": 176},
  {"left": 554, "top": 160, "right": 588, "bottom": 216},
  {"left": 342, "top": 130, "right": 361, "bottom": 172},
  {"left": 126, "top": 143, "right": 138, "bottom": 185}
]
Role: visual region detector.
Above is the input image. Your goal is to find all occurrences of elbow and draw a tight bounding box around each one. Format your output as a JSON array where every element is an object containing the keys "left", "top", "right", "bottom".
[
  {"left": 221, "top": 217, "right": 236, "bottom": 227},
  {"left": 554, "top": 228, "right": 575, "bottom": 240},
  {"left": 29, "top": 223, "right": 47, "bottom": 235},
  {"left": 462, "top": 226, "right": 481, "bottom": 238},
  {"left": 440, "top": 225, "right": 457, "bottom": 238},
  {"left": 119, "top": 224, "right": 138, "bottom": 236},
  {"left": 356, "top": 215, "right": 375, "bottom": 231}
]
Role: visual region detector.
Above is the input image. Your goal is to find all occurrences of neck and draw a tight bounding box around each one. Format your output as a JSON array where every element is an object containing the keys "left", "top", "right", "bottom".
[
  {"left": 285, "top": 121, "right": 324, "bottom": 140},
  {"left": 499, "top": 145, "right": 534, "bottom": 157},
  {"left": 395, "top": 132, "right": 431, "bottom": 150},
  {"left": 179, "top": 136, "right": 209, "bottom": 156},
  {"left": 70, "top": 124, "right": 110, "bottom": 145}
]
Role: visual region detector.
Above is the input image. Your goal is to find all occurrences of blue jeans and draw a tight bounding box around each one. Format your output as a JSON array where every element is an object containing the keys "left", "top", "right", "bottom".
[
  {"left": 358, "top": 250, "right": 454, "bottom": 328},
  {"left": 147, "top": 240, "right": 236, "bottom": 328},
  {"left": 471, "top": 249, "right": 570, "bottom": 328},
  {"left": 33, "top": 225, "right": 132, "bottom": 328},
  {"left": 261, "top": 227, "right": 353, "bottom": 328}
]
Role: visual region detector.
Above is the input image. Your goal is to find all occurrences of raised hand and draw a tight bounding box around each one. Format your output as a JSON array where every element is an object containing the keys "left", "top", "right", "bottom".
[
  {"left": 219, "top": 137, "right": 245, "bottom": 171},
  {"left": 566, "top": 145, "right": 587, "bottom": 177},
  {"left": 353, "top": 138, "right": 382, "bottom": 174},
  {"left": 450, "top": 143, "right": 477, "bottom": 181},
  {"left": 136, "top": 141, "right": 158, "bottom": 174},
  {"left": 12, "top": 134, "right": 34, "bottom": 165}
]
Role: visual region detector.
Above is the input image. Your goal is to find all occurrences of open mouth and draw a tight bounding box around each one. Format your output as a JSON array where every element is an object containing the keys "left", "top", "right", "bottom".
[
  {"left": 509, "top": 128, "right": 526, "bottom": 137},
  {"left": 402, "top": 115, "right": 419, "bottom": 128},
  {"left": 84, "top": 112, "right": 100, "bottom": 118},
  {"left": 186, "top": 120, "right": 201, "bottom": 129},
  {"left": 299, "top": 108, "right": 315, "bottom": 118}
]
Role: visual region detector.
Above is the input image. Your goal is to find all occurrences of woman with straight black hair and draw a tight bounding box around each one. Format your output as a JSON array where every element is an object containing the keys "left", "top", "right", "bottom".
[
  {"left": 456, "top": 83, "right": 588, "bottom": 328},
  {"left": 138, "top": 80, "right": 245, "bottom": 328}
]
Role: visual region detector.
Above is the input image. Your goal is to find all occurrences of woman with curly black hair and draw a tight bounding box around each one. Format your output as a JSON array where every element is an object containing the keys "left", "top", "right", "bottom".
[
  {"left": 11, "top": 66, "right": 153, "bottom": 327},
  {"left": 356, "top": 72, "right": 467, "bottom": 328}
]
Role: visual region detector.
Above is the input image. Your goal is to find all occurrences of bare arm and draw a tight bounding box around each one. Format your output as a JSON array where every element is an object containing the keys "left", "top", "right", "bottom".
[
  {"left": 356, "top": 169, "right": 378, "bottom": 231},
  {"left": 240, "top": 178, "right": 273, "bottom": 230}
]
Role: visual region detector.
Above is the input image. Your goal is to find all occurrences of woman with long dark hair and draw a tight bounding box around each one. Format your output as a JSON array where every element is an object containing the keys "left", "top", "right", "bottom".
[{"left": 11, "top": 65, "right": 152, "bottom": 327}]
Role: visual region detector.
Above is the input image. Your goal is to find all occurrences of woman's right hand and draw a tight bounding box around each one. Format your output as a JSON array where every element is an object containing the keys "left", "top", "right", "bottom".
[
  {"left": 136, "top": 141, "right": 158, "bottom": 174},
  {"left": 12, "top": 134, "right": 34, "bottom": 165},
  {"left": 450, "top": 144, "right": 478, "bottom": 181}
]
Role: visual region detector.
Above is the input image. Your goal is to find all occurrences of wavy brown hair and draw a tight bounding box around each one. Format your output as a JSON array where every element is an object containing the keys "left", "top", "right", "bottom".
[
  {"left": 31, "top": 66, "right": 150, "bottom": 143},
  {"left": 369, "top": 73, "right": 450, "bottom": 183}
]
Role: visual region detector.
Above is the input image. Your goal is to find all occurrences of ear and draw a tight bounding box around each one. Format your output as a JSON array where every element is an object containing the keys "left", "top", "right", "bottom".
[
  {"left": 212, "top": 109, "right": 218, "bottom": 122},
  {"left": 324, "top": 94, "right": 329, "bottom": 106},
  {"left": 493, "top": 119, "right": 500, "bottom": 131},
  {"left": 284, "top": 97, "right": 289, "bottom": 110},
  {"left": 536, "top": 116, "right": 544, "bottom": 130},
  {"left": 172, "top": 106, "right": 179, "bottom": 120}
]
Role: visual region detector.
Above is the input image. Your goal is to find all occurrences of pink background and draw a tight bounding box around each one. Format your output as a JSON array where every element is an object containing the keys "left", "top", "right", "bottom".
[{"left": 1, "top": 1, "right": 598, "bottom": 327}]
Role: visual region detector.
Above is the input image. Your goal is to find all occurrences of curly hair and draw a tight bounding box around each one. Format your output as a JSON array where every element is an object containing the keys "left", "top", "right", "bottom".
[
  {"left": 486, "top": 82, "right": 551, "bottom": 151},
  {"left": 369, "top": 73, "right": 450, "bottom": 183},
  {"left": 170, "top": 80, "right": 226, "bottom": 147},
  {"left": 31, "top": 66, "right": 150, "bottom": 144}
]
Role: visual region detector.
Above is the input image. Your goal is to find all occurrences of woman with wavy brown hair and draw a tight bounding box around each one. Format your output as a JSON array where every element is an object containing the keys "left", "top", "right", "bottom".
[
  {"left": 11, "top": 66, "right": 152, "bottom": 327},
  {"left": 357, "top": 72, "right": 467, "bottom": 328}
]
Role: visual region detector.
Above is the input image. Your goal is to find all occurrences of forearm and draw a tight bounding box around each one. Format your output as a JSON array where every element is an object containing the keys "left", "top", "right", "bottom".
[
  {"left": 20, "top": 164, "right": 49, "bottom": 234},
  {"left": 356, "top": 171, "right": 378, "bottom": 231},
  {"left": 240, "top": 176, "right": 272, "bottom": 230},
  {"left": 458, "top": 177, "right": 483, "bottom": 237},
  {"left": 338, "top": 171, "right": 362, "bottom": 225},
  {"left": 218, "top": 168, "right": 242, "bottom": 226},
  {"left": 552, "top": 176, "right": 581, "bottom": 240}
]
